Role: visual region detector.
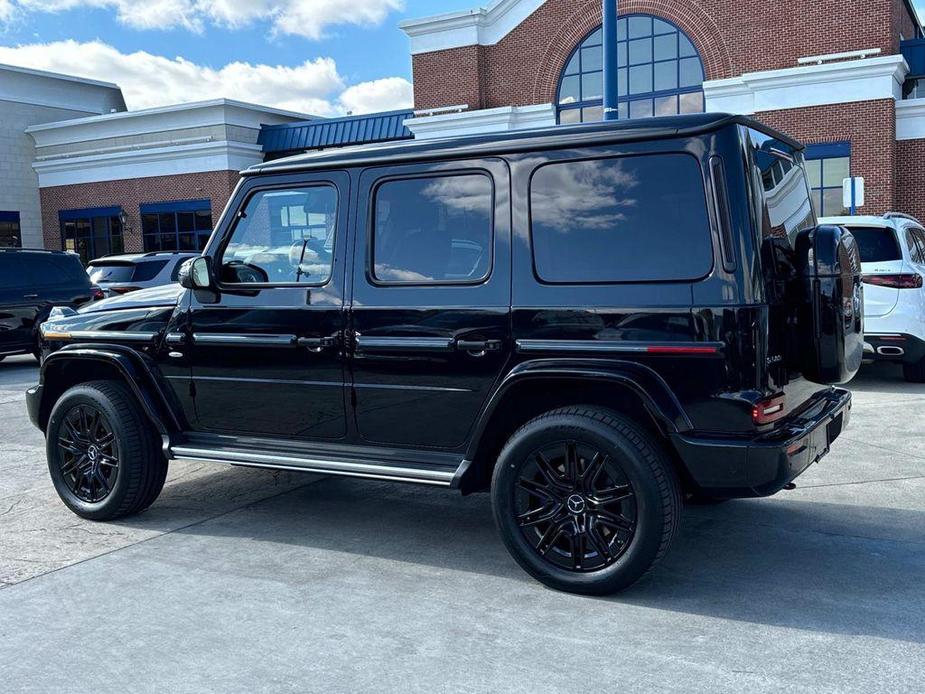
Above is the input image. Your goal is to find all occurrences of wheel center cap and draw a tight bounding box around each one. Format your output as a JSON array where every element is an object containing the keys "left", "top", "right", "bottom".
[
  {"left": 87, "top": 445, "right": 100, "bottom": 462},
  {"left": 566, "top": 494, "right": 586, "bottom": 515}
]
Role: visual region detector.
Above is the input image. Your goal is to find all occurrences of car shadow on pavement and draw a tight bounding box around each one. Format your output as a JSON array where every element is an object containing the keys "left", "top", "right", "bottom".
[
  {"left": 849, "top": 361, "right": 925, "bottom": 395},
  {"left": 148, "top": 472, "right": 925, "bottom": 645}
]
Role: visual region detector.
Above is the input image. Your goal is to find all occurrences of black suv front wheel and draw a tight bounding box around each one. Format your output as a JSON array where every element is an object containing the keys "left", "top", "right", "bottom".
[
  {"left": 492, "top": 407, "right": 681, "bottom": 595},
  {"left": 47, "top": 380, "right": 167, "bottom": 521}
]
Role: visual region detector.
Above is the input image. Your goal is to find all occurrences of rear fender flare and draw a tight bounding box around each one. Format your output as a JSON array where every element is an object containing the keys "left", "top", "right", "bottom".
[{"left": 464, "top": 358, "right": 693, "bottom": 464}]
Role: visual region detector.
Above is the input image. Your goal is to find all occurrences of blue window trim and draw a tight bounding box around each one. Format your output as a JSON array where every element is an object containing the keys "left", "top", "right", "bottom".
[
  {"left": 805, "top": 142, "right": 851, "bottom": 160},
  {"left": 140, "top": 200, "right": 213, "bottom": 252},
  {"left": 804, "top": 142, "right": 851, "bottom": 217},
  {"left": 59, "top": 206, "right": 122, "bottom": 222},
  {"left": 557, "top": 14, "right": 705, "bottom": 124},
  {"left": 140, "top": 198, "right": 211, "bottom": 215},
  {"left": 0, "top": 211, "right": 19, "bottom": 223}
]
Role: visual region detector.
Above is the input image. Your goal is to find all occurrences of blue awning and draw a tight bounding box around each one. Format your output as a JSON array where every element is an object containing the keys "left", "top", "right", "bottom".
[
  {"left": 902, "top": 38, "right": 925, "bottom": 79},
  {"left": 259, "top": 109, "right": 415, "bottom": 155}
]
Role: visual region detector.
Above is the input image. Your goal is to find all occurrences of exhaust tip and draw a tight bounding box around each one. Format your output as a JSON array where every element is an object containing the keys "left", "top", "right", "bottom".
[{"left": 877, "top": 346, "right": 905, "bottom": 357}]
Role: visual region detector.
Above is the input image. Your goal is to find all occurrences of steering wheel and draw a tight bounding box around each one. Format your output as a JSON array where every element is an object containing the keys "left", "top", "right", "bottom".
[{"left": 223, "top": 261, "right": 269, "bottom": 284}]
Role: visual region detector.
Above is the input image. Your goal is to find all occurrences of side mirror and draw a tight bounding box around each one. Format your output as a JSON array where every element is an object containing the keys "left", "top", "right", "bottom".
[{"left": 179, "top": 256, "right": 213, "bottom": 290}]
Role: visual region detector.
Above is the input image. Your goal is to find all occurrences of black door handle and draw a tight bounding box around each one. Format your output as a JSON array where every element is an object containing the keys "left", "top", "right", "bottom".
[{"left": 456, "top": 339, "right": 502, "bottom": 353}]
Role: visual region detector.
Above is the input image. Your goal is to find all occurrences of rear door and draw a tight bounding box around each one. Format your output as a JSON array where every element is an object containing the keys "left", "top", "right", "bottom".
[
  {"left": 0, "top": 253, "right": 92, "bottom": 355},
  {"left": 0, "top": 253, "right": 34, "bottom": 354},
  {"left": 349, "top": 158, "right": 512, "bottom": 450}
]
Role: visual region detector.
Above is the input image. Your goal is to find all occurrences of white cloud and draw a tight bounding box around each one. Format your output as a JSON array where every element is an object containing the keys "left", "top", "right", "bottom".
[
  {"left": 1, "top": 0, "right": 404, "bottom": 38},
  {"left": 0, "top": 40, "right": 413, "bottom": 115},
  {"left": 339, "top": 77, "right": 413, "bottom": 114}
]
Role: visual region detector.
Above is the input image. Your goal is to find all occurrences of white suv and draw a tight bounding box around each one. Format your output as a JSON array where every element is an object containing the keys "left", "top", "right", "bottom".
[
  {"left": 821, "top": 213, "right": 925, "bottom": 382},
  {"left": 86, "top": 252, "right": 198, "bottom": 298}
]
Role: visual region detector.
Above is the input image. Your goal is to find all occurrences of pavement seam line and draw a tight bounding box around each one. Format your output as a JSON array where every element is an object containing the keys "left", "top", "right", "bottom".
[
  {"left": 797, "top": 474, "right": 925, "bottom": 489},
  {"left": 2, "top": 475, "right": 327, "bottom": 591}
]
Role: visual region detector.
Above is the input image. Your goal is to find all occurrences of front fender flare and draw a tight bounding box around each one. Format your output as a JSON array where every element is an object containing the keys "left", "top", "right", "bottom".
[{"left": 36, "top": 344, "right": 182, "bottom": 434}]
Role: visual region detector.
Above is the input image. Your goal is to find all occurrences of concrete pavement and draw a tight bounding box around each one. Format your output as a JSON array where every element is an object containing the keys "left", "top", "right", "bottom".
[{"left": 1, "top": 355, "right": 923, "bottom": 693}]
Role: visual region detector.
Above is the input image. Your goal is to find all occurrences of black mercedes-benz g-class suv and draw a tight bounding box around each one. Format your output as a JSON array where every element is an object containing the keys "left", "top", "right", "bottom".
[{"left": 27, "top": 114, "right": 861, "bottom": 595}]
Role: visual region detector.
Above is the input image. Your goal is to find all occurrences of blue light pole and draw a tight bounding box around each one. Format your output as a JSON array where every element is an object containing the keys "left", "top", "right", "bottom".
[{"left": 603, "top": 0, "right": 619, "bottom": 120}]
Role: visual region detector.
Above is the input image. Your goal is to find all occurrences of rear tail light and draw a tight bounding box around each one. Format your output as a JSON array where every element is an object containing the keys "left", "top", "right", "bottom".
[
  {"left": 752, "top": 394, "right": 786, "bottom": 425},
  {"left": 110, "top": 286, "right": 142, "bottom": 295},
  {"left": 861, "top": 273, "right": 923, "bottom": 289}
]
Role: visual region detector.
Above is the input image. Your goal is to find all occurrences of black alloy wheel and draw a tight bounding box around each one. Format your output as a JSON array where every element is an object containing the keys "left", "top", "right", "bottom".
[
  {"left": 57, "top": 404, "right": 120, "bottom": 503},
  {"left": 47, "top": 380, "right": 168, "bottom": 520},
  {"left": 514, "top": 440, "right": 637, "bottom": 572},
  {"left": 492, "top": 407, "right": 681, "bottom": 595}
]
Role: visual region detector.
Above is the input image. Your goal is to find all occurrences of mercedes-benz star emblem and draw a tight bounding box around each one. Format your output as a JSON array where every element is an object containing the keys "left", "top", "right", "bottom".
[{"left": 567, "top": 494, "right": 586, "bottom": 515}]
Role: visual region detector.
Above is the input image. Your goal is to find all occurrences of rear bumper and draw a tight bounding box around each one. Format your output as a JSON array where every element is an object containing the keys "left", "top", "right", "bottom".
[
  {"left": 863, "top": 333, "right": 925, "bottom": 364},
  {"left": 671, "top": 388, "right": 851, "bottom": 498}
]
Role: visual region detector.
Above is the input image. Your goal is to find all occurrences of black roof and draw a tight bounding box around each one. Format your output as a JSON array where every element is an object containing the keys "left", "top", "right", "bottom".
[{"left": 245, "top": 113, "right": 803, "bottom": 176}]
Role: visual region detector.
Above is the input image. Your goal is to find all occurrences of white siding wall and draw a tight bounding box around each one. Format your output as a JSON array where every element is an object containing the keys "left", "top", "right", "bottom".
[{"left": 0, "top": 101, "right": 98, "bottom": 248}]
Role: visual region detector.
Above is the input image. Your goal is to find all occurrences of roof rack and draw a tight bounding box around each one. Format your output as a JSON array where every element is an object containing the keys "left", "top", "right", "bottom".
[
  {"left": 141, "top": 251, "right": 196, "bottom": 257},
  {"left": 0, "top": 247, "right": 69, "bottom": 254},
  {"left": 884, "top": 212, "right": 923, "bottom": 224}
]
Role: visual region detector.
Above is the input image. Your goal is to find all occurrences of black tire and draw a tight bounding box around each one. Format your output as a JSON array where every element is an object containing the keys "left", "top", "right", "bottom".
[
  {"left": 491, "top": 406, "right": 681, "bottom": 595},
  {"left": 903, "top": 358, "right": 925, "bottom": 383},
  {"left": 46, "top": 380, "right": 167, "bottom": 521}
]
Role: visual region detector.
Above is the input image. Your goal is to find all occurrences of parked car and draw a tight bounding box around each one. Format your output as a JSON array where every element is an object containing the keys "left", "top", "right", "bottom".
[
  {"left": 28, "top": 113, "right": 861, "bottom": 595},
  {"left": 819, "top": 213, "right": 925, "bottom": 381},
  {"left": 86, "top": 252, "right": 198, "bottom": 297},
  {"left": 0, "top": 248, "right": 100, "bottom": 362}
]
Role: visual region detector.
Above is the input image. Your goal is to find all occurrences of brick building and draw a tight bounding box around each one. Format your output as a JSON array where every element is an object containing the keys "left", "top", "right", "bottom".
[
  {"left": 400, "top": 0, "right": 925, "bottom": 220},
  {"left": 26, "top": 100, "right": 309, "bottom": 264}
]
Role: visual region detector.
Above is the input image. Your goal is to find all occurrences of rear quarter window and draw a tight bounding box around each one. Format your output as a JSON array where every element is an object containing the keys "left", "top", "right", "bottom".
[
  {"left": 529, "top": 153, "right": 713, "bottom": 283},
  {"left": 846, "top": 227, "right": 901, "bottom": 263},
  {"left": 131, "top": 259, "right": 169, "bottom": 282}
]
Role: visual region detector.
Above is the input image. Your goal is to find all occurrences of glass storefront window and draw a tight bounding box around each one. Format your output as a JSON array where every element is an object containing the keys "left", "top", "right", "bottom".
[{"left": 140, "top": 200, "right": 213, "bottom": 252}]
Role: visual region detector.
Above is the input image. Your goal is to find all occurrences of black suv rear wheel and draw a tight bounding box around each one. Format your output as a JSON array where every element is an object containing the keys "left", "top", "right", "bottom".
[
  {"left": 47, "top": 380, "right": 167, "bottom": 521},
  {"left": 491, "top": 407, "right": 681, "bottom": 595}
]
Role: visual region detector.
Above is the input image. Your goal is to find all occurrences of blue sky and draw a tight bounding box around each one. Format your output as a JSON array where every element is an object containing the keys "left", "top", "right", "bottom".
[
  {"left": 2, "top": 1, "right": 924, "bottom": 117},
  {"left": 0, "top": 1, "right": 478, "bottom": 116}
]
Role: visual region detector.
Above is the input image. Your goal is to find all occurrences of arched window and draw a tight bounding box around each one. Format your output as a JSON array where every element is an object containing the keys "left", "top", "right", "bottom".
[{"left": 557, "top": 15, "right": 705, "bottom": 124}]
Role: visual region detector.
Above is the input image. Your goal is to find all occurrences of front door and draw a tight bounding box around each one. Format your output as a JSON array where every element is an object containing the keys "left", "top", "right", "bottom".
[
  {"left": 187, "top": 172, "right": 349, "bottom": 440},
  {"left": 350, "top": 159, "right": 512, "bottom": 450}
]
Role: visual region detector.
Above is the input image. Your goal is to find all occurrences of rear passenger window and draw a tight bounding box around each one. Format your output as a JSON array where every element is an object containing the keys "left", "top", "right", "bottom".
[
  {"left": 905, "top": 229, "right": 924, "bottom": 264},
  {"left": 530, "top": 153, "right": 713, "bottom": 283},
  {"left": 372, "top": 174, "right": 493, "bottom": 284}
]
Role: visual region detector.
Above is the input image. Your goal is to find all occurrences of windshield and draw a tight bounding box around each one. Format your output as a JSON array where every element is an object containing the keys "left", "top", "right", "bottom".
[
  {"left": 87, "top": 263, "right": 135, "bottom": 283},
  {"left": 845, "top": 226, "right": 901, "bottom": 263}
]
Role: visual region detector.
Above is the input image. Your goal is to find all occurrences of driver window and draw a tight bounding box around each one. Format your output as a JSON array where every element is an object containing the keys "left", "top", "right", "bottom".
[{"left": 220, "top": 186, "right": 337, "bottom": 285}]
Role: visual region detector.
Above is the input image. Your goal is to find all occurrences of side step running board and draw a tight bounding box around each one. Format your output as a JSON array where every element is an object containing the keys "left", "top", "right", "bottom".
[{"left": 170, "top": 445, "right": 461, "bottom": 487}]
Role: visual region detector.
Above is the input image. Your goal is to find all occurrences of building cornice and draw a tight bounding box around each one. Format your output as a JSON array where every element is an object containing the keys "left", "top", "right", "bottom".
[
  {"left": 704, "top": 54, "right": 908, "bottom": 114},
  {"left": 400, "top": 0, "right": 545, "bottom": 54},
  {"left": 32, "top": 140, "right": 264, "bottom": 187},
  {"left": 404, "top": 103, "right": 556, "bottom": 139},
  {"left": 26, "top": 99, "right": 314, "bottom": 148},
  {"left": 897, "top": 98, "right": 925, "bottom": 139}
]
